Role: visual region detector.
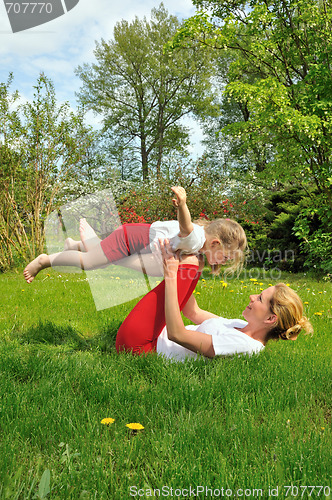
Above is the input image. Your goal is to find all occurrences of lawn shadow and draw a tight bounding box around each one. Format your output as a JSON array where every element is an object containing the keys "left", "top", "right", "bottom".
[{"left": 14, "top": 320, "right": 121, "bottom": 352}]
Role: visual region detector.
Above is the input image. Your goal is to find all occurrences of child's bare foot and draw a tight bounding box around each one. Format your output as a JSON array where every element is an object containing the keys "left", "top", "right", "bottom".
[
  {"left": 23, "top": 254, "right": 50, "bottom": 283},
  {"left": 64, "top": 237, "right": 84, "bottom": 252},
  {"left": 79, "top": 218, "right": 100, "bottom": 251}
]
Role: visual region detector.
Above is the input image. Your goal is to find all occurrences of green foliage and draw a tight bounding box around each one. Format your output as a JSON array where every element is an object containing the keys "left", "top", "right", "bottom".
[
  {"left": 169, "top": 0, "right": 332, "bottom": 273},
  {"left": 294, "top": 202, "right": 332, "bottom": 273},
  {"left": 0, "top": 73, "right": 96, "bottom": 271}
]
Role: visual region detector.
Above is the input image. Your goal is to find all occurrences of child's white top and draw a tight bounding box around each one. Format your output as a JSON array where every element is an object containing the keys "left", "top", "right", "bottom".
[
  {"left": 156, "top": 317, "right": 264, "bottom": 362},
  {"left": 149, "top": 221, "right": 206, "bottom": 254}
]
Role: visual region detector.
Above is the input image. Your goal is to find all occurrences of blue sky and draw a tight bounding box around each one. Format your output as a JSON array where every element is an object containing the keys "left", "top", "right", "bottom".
[{"left": 0, "top": 0, "right": 204, "bottom": 156}]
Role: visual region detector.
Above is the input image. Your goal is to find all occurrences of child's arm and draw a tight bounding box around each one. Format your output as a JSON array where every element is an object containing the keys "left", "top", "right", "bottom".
[{"left": 171, "top": 186, "right": 194, "bottom": 237}]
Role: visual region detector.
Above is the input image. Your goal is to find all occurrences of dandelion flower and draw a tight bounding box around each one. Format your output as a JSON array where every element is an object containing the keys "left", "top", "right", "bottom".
[
  {"left": 314, "top": 312, "right": 322, "bottom": 316},
  {"left": 268, "top": 283, "right": 273, "bottom": 286},
  {"left": 259, "top": 282, "right": 263, "bottom": 286},
  {"left": 101, "top": 418, "right": 115, "bottom": 425},
  {"left": 222, "top": 282, "right": 228, "bottom": 288},
  {"left": 250, "top": 278, "right": 257, "bottom": 282},
  {"left": 286, "top": 283, "right": 290, "bottom": 287},
  {"left": 240, "top": 281, "right": 244, "bottom": 284},
  {"left": 321, "top": 427, "right": 325, "bottom": 431},
  {"left": 126, "top": 423, "right": 144, "bottom": 430},
  {"left": 196, "top": 291, "right": 200, "bottom": 295},
  {"left": 116, "top": 277, "right": 120, "bottom": 280},
  {"left": 243, "top": 286, "right": 247, "bottom": 288}
]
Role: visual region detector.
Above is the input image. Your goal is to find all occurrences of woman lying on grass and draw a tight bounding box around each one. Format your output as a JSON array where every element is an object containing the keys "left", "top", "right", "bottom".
[{"left": 116, "top": 239, "right": 313, "bottom": 361}]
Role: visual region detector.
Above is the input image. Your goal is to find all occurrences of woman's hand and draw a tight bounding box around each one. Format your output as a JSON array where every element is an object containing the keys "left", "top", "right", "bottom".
[{"left": 159, "top": 238, "right": 179, "bottom": 280}]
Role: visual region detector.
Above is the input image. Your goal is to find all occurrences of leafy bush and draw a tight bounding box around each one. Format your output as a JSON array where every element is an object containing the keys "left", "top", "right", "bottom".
[{"left": 293, "top": 202, "right": 332, "bottom": 273}]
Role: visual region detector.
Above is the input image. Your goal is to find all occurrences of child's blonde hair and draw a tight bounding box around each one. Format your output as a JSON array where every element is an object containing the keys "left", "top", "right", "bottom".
[
  {"left": 194, "top": 218, "right": 247, "bottom": 275},
  {"left": 267, "top": 283, "right": 313, "bottom": 341}
]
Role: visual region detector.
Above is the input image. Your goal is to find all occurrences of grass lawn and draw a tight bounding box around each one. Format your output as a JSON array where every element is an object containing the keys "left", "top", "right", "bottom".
[{"left": 0, "top": 266, "right": 331, "bottom": 499}]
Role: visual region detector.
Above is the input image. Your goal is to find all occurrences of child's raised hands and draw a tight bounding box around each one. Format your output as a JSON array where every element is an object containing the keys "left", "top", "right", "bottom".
[{"left": 171, "top": 186, "right": 187, "bottom": 208}]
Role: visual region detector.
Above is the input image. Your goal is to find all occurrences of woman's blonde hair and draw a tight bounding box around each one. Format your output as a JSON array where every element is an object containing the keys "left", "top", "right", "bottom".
[
  {"left": 267, "top": 283, "right": 313, "bottom": 341},
  {"left": 194, "top": 218, "right": 247, "bottom": 275}
]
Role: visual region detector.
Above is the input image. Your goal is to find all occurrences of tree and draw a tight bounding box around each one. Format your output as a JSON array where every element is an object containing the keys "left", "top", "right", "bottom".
[
  {"left": 0, "top": 73, "right": 95, "bottom": 269},
  {"left": 75, "top": 3, "right": 215, "bottom": 181},
  {"left": 170, "top": 0, "right": 332, "bottom": 271}
]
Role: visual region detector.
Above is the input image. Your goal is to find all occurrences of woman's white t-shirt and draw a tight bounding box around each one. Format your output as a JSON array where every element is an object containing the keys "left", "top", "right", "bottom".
[
  {"left": 149, "top": 221, "right": 206, "bottom": 254},
  {"left": 156, "top": 317, "right": 265, "bottom": 361}
]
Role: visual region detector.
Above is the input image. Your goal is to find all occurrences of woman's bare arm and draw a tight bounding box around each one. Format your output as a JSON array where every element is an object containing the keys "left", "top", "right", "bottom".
[
  {"left": 181, "top": 294, "right": 220, "bottom": 324},
  {"left": 160, "top": 239, "right": 215, "bottom": 358}
]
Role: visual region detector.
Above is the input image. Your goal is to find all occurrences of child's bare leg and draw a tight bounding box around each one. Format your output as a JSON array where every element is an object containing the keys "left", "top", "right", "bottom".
[
  {"left": 63, "top": 219, "right": 101, "bottom": 252},
  {"left": 80, "top": 218, "right": 101, "bottom": 251},
  {"left": 23, "top": 254, "right": 51, "bottom": 284},
  {"left": 23, "top": 243, "right": 109, "bottom": 283},
  {"left": 64, "top": 237, "right": 85, "bottom": 252}
]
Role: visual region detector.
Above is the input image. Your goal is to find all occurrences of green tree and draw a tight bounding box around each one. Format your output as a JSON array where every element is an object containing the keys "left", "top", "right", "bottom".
[
  {"left": 75, "top": 3, "right": 215, "bottom": 181},
  {"left": 0, "top": 73, "right": 95, "bottom": 270},
  {"left": 170, "top": 0, "right": 332, "bottom": 271}
]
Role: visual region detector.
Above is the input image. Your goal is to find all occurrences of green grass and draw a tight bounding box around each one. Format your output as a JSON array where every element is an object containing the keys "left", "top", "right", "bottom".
[{"left": 0, "top": 267, "right": 331, "bottom": 499}]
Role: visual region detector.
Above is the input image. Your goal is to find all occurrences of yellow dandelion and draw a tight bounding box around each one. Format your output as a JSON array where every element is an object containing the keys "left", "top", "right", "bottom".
[
  {"left": 314, "top": 312, "right": 322, "bottom": 316},
  {"left": 222, "top": 282, "right": 228, "bottom": 288},
  {"left": 286, "top": 283, "right": 290, "bottom": 287},
  {"left": 250, "top": 278, "right": 257, "bottom": 282},
  {"left": 259, "top": 282, "right": 263, "bottom": 286},
  {"left": 116, "top": 277, "right": 120, "bottom": 280},
  {"left": 260, "top": 288, "right": 263, "bottom": 291},
  {"left": 318, "top": 291, "right": 323, "bottom": 294},
  {"left": 243, "top": 286, "right": 247, "bottom": 288},
  {"left": 321, "top": 427, "right": 325, "bottom": 431},
  {"left": 240, "top": 281, "right": 244, "bottom": 284},
  {"left": 101, "top": 418, "right": 115, "bottom": 425},
  {"left": 202, "top": 279, "right": 206, "bottom": 282},
  {"left": 229, "top": 290, "right": 234, "bottom": 292},
  {"left": 47, "top": 273, "right": 50, "bottom": 276},
  {"left": 286, "top": 419, "right": 291, "bottom": 425},
  {"left": 126, "top": 423, "right": 144, "bottom": 431},
  {"left": 306, "top": 288, "right": 310, "bottom": 291},
  {"left": 268, "top": 283, "right": 273, "bottom": 286},
  {"left": 196, "top": 291, "right": 200, "bottom": 295},
  {"left": 304, "top": 302, "right": 309, "bottom": 305},
  {"left": 21, "top": 289, "right": 25, "bottom": 292}
]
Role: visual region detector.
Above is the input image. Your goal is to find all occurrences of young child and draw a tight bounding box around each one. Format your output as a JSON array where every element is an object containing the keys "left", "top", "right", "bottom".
[{"left": 23, "top": 186, "right": 247, "bottom": 283}]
